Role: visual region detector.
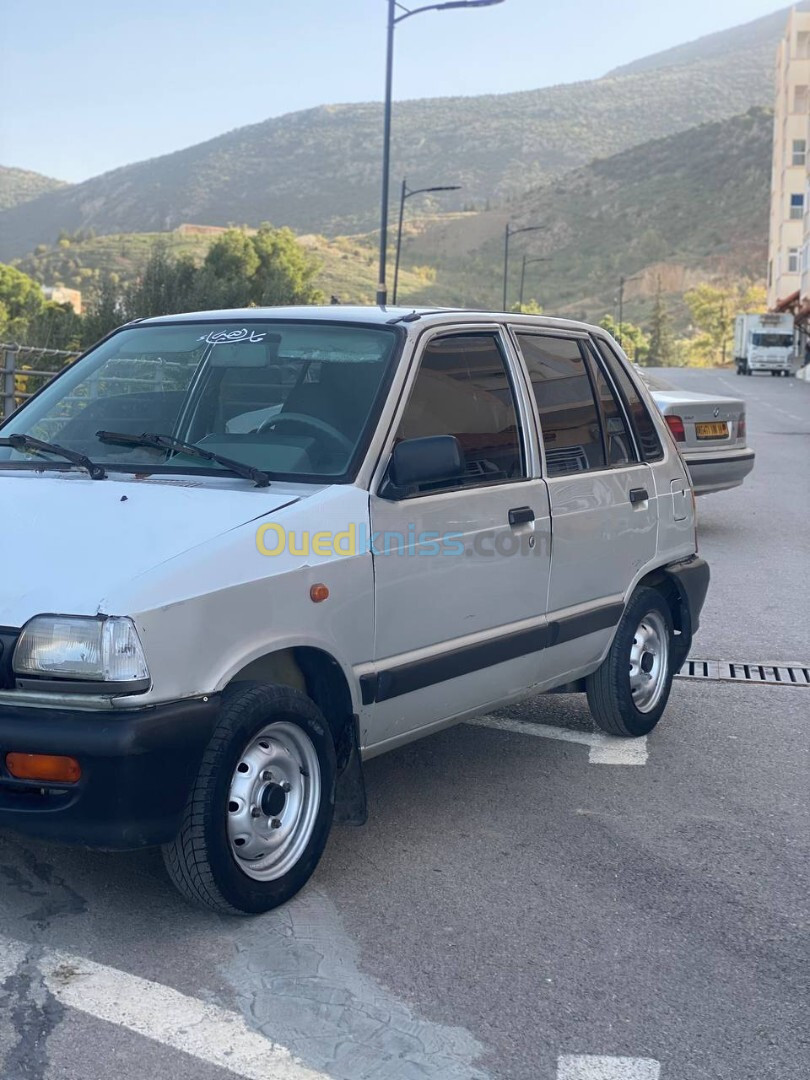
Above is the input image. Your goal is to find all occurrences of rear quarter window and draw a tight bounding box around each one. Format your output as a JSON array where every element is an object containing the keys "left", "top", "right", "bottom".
[{"left": 592, "top": 337, "right": 664, "bottom": 462}]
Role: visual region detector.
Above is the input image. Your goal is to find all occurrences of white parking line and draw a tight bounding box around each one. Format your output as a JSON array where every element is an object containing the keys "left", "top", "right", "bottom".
[
  {"left": 557, "top": 1055, "right": 661, "bottom": 1079},
  {"left": 467, "top": 717, "right": 648, "bottom": 764},
  {"left": 0, "top": 935, "right": 326, "bottom": 1080}
]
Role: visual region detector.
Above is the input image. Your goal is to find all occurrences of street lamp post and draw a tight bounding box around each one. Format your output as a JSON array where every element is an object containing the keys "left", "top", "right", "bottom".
[
  {"left": 503, "top": 224, "right": 545, "bottom": 310},
  {"left": 617, "top": 273, "right": 643, "bottom": 346},
  {"left": 518, "top": 255, "right": 551, "bottom": 311},
  {"left": 393, "top": 178, "right": 461, "bottom": 304},
  {"left": 377, "top": 0, "right": 505, "bottom": 307}
]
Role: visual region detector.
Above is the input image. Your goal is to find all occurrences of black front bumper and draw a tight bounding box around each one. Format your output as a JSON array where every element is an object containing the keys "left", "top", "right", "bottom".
[{"left": 0, "top": 695, "right": 220, "bottom": 850}]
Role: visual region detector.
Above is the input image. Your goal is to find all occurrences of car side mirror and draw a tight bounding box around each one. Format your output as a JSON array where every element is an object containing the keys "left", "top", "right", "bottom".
[{"left": 389, "top": 435, "right": 464, "bottom": 491}]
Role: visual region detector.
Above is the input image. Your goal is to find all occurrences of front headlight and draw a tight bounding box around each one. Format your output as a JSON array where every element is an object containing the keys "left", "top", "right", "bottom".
[{"left": 13, "top": 615, "right": 150, "bottom": 689}]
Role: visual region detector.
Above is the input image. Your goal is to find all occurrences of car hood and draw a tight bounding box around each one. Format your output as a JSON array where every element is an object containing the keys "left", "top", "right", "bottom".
[{"left": 0, "top": 471, "right": 309, "bottom": 626}]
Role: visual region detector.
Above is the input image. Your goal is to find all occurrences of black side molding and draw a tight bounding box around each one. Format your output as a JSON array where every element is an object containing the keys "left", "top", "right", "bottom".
[{"left": 361, "top": 601, "right": 624, "bottom": 705}]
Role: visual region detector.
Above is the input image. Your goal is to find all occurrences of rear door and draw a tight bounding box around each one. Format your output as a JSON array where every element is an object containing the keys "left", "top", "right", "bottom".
[{"left": 510, "top": 330, "right": 659, "bottom": 681}]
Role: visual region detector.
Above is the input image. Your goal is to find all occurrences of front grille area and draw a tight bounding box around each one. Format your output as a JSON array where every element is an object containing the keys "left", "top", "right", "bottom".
[{"left": 0, "top": 628, "right": 20, "bottom": 691}]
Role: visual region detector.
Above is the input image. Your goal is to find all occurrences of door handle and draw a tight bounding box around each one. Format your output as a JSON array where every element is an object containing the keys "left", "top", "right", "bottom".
[
  {"left": 508, "top": 506, "right": 535, "bottom": 526},
  {"left": 629, "top": 487, "right": 649, "bottom": 505}
]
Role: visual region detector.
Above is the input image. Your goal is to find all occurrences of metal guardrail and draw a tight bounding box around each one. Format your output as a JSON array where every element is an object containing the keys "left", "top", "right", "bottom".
[{"left": 0, "top": 344, "right": 78, "bottom": 420}]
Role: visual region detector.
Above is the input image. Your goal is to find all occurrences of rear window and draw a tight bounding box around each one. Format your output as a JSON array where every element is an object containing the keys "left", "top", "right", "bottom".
[
  {"left": 515, "top": 333, "right": 606, "bottom": 476},
  {"left": 593, "top": 338, "right": 664, "bottom": 462}
]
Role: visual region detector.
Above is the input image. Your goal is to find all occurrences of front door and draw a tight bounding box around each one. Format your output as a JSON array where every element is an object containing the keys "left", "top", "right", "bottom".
[{"left": 364, "top": 329, "right": 552, "bottom": 750}]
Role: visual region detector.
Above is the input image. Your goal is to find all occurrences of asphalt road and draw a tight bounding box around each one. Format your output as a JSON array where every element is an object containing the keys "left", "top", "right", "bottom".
[{"left": 1, "top": 367, "right": 808, "bottom": 1080}]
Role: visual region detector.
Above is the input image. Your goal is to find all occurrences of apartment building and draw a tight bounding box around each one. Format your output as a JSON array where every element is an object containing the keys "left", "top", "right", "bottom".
[{"left": 767, "top": 8, "right": 810, "bottom": 311}]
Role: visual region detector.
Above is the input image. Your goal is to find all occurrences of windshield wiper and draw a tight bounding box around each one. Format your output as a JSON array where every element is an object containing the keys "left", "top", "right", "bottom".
[
  {"left": 0, "top": 434, "right": 107, "bottom": 480},
  {"left": 96, "top": 431, "right": 271, "bottom": 488}
]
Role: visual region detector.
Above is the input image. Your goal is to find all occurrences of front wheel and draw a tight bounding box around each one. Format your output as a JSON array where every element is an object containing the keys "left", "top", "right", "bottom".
[
  {"left": 163, "top": 684, "right": 336, "bottom": 914},
  {"left": 586, "top": 586, "right": 675, "bottom": 737}
]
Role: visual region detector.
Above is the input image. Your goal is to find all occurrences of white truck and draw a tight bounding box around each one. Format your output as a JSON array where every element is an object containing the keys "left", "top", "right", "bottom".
[{"left": 734, "top": 312, "right": 795, "bottom": 376}]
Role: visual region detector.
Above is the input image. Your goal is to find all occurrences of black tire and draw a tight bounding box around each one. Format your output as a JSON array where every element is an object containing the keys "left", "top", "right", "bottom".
[
  {"left": 586, "top": 586, "right": 675, "bottom": 737},
  {"left": 162, "top": 684, "right": 336, "bottom": 915}
]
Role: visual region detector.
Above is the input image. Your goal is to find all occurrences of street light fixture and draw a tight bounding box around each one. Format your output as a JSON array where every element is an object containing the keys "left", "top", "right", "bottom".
[
  {"left": 503, "top": 224, "right": 545, "bottom": 310},
  {"left": 518, "top": 255, "right": 551, "bottom": 311},
  {"left": 377, "top": 0, "right": 506, "bottom": 306},
  {"left": 392, "top": 179, "right": 462, "bottom": 304}
]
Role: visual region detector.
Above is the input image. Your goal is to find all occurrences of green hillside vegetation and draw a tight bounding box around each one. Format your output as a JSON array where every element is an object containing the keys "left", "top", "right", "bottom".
[
  {"left": 0, "top": 166, "right": 67, "bottom": 211},
  {"left": 395, "top": 108, "right": 771, "bottom": 330},
  {"left": 0, "top": 5, "right": 788, "bottom": 258},
  {"left": 13, "top": 227, "right": 429, "bottom": 309}
]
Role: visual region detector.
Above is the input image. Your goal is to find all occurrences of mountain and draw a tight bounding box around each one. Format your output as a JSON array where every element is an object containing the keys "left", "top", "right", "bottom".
[
  {"left": 13, "top": 108, "right": 771, "bottom": 333},
  {"left": 0, "top": 166, "right": 67, "bottom": 212},
  {"left": 0, "top": 6, "right": 790, "bottom": 258},
  {"left": 608, "top": 1, "right": 810, "bottom": 77},
  {"left": 397, "top": 108, "right": 772, "bottom": 325}
]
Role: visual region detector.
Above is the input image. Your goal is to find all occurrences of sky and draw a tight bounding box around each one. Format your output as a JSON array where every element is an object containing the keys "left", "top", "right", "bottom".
[{"left": 0, "top": 0, "right": 793, "bottom": 182}]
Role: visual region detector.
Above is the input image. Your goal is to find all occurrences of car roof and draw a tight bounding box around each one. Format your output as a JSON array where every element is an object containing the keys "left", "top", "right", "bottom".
[{"left": 136, "top": 305, "right": 605, "bottom": 336}]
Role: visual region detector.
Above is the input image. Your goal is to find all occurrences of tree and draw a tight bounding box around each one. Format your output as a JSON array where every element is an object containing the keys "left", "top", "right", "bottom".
[
  {"left": 0, "top": 262, "right": 80, "bottom": 349},
  {"left": 511, "top": 299, "right": 543, "bottom": 315},
  {"left": 647, "top": 281, "right": 675, "bottom": 365},
  {"left": 248, "top": 225, "right": 323, "bottom": 306},
  {"left": 0, "top": 263, "right": 45, "bottom": 332},
  {"left": 82, "top": 276, "right": 125, "bottom": 346},
  {"left": 125, "top": 243, "right": 198, "bottom": 320},
  {"left": 599, "top": 313, "right": 649, "bottom": 361},
  {"left": 197, "top": 230, "right": 261, "bottom": 309},
  {"left": 683, "top": 283, "right": 737, "bottom": 366}
]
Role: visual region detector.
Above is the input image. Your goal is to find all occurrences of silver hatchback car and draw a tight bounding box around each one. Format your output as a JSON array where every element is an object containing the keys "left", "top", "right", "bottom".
[{"left": 0, "top": 308, "right": 709, "bottom": 913}]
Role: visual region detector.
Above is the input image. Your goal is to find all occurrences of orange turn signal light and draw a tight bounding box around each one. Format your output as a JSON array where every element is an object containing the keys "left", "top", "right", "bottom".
[
  {"left": 6, "top": 753, "right": 81, "bottom": 784},
  {"left": 310, "top": 583, "right": 330, "bottom": 603}
]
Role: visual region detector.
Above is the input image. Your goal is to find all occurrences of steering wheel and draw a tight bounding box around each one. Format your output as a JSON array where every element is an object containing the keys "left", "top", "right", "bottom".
[{"left": 256, "top": 412, "right": 354, "bottom": 456}]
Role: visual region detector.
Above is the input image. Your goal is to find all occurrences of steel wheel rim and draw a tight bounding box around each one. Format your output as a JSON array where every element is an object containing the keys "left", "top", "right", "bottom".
[
  {"left": 629, "top": 610, "right": 669, "bottom": 713},
  {"left": 227, "top": 721, "right": 321, "bottom": 881}
]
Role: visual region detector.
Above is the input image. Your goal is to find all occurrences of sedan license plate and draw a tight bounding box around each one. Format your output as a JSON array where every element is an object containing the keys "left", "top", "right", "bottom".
[{"left": 695, "top": 421, "right": 728, "bottom": 439}]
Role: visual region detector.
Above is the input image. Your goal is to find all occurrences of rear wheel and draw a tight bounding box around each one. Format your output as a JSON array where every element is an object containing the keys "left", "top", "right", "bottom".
[
  {"left": 586, "top": 586, "right": 675, "bottom": 737},
  {"left": 163, "top": 684, "right": 336, "bottom": 914}
]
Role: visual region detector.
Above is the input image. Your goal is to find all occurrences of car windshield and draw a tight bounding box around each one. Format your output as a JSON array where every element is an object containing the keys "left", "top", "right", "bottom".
[
  {"left": 751, "top": 333, "right": 793, "bottom": 347},
  {"left": 0, "top": 320, "right": 399, "bottom": 482}
]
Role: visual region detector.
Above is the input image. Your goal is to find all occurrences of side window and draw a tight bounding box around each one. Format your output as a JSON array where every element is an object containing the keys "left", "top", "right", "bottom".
[
  {"left": 515, "top": 333, "right": 605, "bottom": 476},
  {"left": 594, "top": 337, "right": 664, "bottom": 461},
  {"left": 585, "top": 346, "right": 635, "bottom": 466},
  {"left": 392, "top": 332, "right": 525, "bottom": 494}
]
